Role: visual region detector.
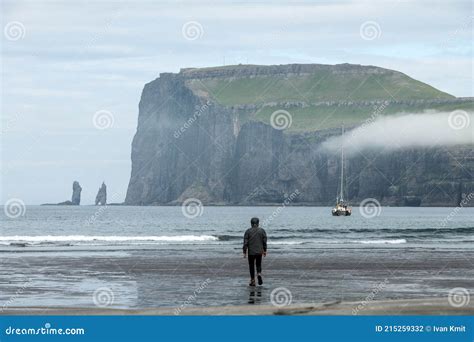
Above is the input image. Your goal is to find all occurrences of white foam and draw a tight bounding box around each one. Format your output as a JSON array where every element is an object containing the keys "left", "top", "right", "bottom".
[
  {"left": 354, "top": 239, "right": 407, "bottom": 244},
  {"left": 268, "top": 241, "right": 305, "bottom": 245},
  {"left": 0, "top": 235, "right": 218, "bottom": 243}
]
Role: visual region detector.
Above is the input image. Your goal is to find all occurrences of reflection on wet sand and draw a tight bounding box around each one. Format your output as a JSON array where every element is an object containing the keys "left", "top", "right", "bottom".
[{"left": 248, "top": 287, "right": 263, "bottom": 304}]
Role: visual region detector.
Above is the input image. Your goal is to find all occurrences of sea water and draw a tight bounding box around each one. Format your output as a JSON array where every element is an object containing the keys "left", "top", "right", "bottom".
[{"left": 1, "top": 206, "right": 473, "bottom": 308}]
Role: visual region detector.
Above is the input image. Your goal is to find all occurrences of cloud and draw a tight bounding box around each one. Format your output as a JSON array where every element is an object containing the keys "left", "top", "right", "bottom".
[
  {"left": 4, "top": 159, "right": 130, "bottom": 168},
  {"left": 2, "top": 0, "right": 472, "bottom": 204},
  {"left": 320, "top": 111, "right": 474, "bottom": 155}
]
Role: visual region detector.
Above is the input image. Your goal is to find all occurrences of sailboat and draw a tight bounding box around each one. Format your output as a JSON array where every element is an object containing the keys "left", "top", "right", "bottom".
[{"left": 332, "top": 125, "right": 352, "bottom": 216}]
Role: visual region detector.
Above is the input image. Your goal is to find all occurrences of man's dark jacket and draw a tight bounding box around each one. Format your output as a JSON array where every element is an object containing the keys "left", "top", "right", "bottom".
[{"left": 243, "top": 227, "right": 267, "bottom": 255}]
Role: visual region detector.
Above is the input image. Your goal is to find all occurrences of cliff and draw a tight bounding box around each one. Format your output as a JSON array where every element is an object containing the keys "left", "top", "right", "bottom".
[{"left": 125, "top": 64, "right": 473, "bottom": 206}]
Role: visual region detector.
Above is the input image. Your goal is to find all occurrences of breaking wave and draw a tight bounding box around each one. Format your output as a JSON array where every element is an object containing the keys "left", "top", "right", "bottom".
[
  {"left": 0, "top": 235, "right": 218, "bottom": 246},
  {"left": 354, "top": 239, "right": 407, "bottom": 244}
]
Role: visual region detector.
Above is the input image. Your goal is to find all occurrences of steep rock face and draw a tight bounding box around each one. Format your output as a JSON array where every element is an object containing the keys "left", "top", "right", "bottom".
[
  {"left": 125, "top": 65, "right": 473, "bottom": 206},
  {"left": 126, "top": 74, "right": 236, "bottom": 205},
  {"left": 71, "top": 181, "right": 82, "bottom": 205},
  {"left": 229, "top": 128, "right": 474, "bottom": 206},
  {"left": 95, "top": 182, "right": 107, "bottom": 205}
]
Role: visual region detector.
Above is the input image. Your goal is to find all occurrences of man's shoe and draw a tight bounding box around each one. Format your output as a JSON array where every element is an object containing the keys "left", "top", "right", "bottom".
[
  {"left": 257, "top": 275, "right": 263, "bottom": 285},
  {"left": 249, "top": 279, "right": 256, "bottom": 286}
]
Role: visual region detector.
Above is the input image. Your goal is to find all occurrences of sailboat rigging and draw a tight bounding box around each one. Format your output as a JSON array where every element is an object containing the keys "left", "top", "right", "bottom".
[{"left": 332, "top": 125, "right": 352, "bottom": 216}]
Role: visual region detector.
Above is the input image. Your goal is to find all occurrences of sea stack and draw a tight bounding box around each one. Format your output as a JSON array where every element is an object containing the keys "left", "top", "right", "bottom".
[
  {"left": 71, "top": 181, "right": 82, "bottom": 205},
  {"left": 95, "top": 182, "right": 107, "bottom": 205}
]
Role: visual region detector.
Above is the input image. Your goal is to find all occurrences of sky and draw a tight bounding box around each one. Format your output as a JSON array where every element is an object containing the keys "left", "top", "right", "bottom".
[{"left": 1, "top": 0, "right": 473, "bottom": 204}]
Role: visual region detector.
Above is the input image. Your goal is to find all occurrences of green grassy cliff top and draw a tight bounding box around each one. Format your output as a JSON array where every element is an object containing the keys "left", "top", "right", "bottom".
[{"left": 183, "top": 63, "right": 454, "bottom": 105}]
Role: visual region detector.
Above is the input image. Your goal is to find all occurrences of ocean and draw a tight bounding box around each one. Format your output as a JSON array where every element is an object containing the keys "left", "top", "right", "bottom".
[{"left": 1, "top": 205, "right": 473, "bottom": 310}]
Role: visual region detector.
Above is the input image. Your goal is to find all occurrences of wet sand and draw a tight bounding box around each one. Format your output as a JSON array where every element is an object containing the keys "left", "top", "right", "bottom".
[
  {"left": 3, "top": 297, "right": 473, "bottom": 315},
  {"left": 1, "top": 247, "right": 473, "bottom": 314}
]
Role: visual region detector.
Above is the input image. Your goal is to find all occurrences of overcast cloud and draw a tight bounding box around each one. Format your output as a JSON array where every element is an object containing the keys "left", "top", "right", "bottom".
[{"left": 1, "top": 0, "right": 472, "bottom": 204}]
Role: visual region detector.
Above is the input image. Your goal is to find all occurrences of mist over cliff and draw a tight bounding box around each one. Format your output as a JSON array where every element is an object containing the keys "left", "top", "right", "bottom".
[
  {"left": 321, "top": 111, "right": 474, "bottom": 155},
  {"left": 125, "top": 64, "right": 474, "bottom": 207}
]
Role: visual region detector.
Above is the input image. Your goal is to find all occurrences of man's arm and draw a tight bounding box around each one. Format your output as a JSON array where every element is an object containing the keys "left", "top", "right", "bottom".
[
  {"left": 262, "top": 229, "right": 267, "bottom": 255},
  {"left": 243, "top": 230, "right": 249, "bottom": 257}
]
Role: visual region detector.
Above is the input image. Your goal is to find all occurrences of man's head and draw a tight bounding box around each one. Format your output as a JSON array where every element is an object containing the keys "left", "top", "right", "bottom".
[{"left": 250, "top": 217, "right": 259, "bottom": 228}]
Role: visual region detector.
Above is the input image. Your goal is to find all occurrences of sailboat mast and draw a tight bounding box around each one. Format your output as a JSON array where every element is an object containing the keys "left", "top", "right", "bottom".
[{"left": 340, "top": 125, "right": 344, "bottom": 202}]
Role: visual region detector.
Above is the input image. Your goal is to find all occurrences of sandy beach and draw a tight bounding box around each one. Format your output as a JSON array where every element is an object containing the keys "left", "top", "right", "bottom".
[
  {"left": 2, "top": 297, "right": 474, "bottom": 316},
  {"left": 2, "top": 244, "right": 473, "bottom": 315}
]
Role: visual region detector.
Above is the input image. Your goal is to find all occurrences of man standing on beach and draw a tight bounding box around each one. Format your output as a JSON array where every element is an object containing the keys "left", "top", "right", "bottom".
[{"left": 243, "top": 217, "right": 267, "bottom": 286}]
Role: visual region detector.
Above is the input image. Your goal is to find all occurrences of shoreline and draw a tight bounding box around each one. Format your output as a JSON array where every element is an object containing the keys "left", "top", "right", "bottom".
[
  {"left": 33, "top": 204, "right": 474, "bottom": 208},
  {"left": 2, "top": 298, "right": 473, "bottom": 316},
  {"left": 2, "top": 247, "right": 472, "bottom": 309}
]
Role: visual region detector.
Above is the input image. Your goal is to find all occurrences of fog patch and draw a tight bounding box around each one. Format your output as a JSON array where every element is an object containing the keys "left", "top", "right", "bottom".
[{"left": 320, "top": 111, "right": 473, "bottom": 155}]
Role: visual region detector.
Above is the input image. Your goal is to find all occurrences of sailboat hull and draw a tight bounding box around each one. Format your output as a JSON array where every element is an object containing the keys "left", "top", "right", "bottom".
[{"left": 331, "top": 209, "right": 352, "bottom": 216}]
